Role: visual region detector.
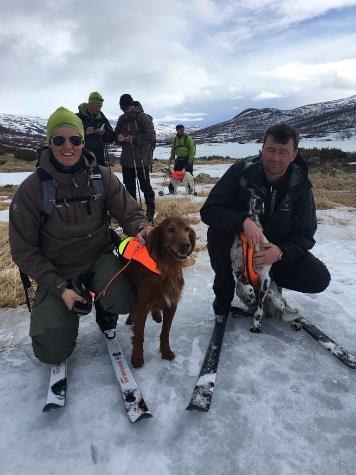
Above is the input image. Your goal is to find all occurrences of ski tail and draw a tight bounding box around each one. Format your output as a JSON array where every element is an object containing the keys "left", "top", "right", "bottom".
[
  {"left": 104, "top": 334, "right": 152, "bottom": 422},
  {"left": 43, "top": 361, "right": 67, "bottom": 412},
  {"left": 231, "top": 305, "right": 356, "bottom": 369},
  {"left": 186, "top": 314, "right": 228, "bottom": 412},
  {"left": 296, "top": 316, "right": 356, "bottom": 369}
]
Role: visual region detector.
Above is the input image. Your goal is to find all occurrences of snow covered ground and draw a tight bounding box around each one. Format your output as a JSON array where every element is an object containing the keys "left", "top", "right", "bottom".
[{"left": 1, "top": 167, "right": 356, "bottom": 475}]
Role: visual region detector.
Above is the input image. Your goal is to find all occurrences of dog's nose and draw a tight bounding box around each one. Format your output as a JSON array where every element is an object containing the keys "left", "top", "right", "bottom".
[{"left": 179, "top": 241, "right": 191, "bottom": 254}]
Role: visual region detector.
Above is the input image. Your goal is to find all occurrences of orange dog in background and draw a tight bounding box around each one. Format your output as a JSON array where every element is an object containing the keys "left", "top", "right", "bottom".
[{"left": 124, "top": 216, "right": 196, "bottom": 368}]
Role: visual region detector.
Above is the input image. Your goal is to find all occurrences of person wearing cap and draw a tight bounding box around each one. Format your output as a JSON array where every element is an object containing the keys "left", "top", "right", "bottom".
[
  {"left": 77, "top": 91, "right": 114, "bottom": 166},
  {"left": 168, "top": 124, "right": 196, "bottom": 194},
  {"left": 9, "top": 106, "right": 152, "bottom": 365},
  {"left": 114, "top": 94, "right": 156, "bottom": 221}
]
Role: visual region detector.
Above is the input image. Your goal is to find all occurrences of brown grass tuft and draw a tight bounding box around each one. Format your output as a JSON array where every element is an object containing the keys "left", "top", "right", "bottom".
[
  {"left": 0, "top": 223, "right": 26, "bottom": 307},
  {"left": 310, "top": 169, "right": 356, "bottom": 209},
  {"left": 156, "top": 197, "right": 202, "bottom": 224}
]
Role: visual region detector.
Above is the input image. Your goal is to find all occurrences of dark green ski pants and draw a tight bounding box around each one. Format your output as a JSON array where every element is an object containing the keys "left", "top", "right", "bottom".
[{"left": 30, "top": 252, "right": 133, "bottom": 364}]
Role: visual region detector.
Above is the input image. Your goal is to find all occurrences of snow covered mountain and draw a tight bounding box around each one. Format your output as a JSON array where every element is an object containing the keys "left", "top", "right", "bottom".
[
  {"left": 191, "top": 95, "right": 356, "bottom": 143},
  {"left": 0, "top": 113, "right": 181, "bottom": 149},
  {"left": 1, "top": 94, "right": 356, "bottom": 149}
]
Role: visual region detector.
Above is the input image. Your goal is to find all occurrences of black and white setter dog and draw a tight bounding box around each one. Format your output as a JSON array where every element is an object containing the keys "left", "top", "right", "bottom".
[{"left": 230, "top": 189, "right": 288, "bottom": 332}]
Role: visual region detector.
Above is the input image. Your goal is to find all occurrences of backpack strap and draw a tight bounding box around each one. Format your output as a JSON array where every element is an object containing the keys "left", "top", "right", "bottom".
[
  {"left": 90, "top": 165, "right": 106, "bottom": 204},
  {"left": 36, "top": 165, "right": 106, "bottom": 219},
  {"left": 36, "top": 167, "right": 58, "bottom": 217}
]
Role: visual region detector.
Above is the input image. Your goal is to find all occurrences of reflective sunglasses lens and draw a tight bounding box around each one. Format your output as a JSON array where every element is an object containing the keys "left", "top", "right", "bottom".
[
  {"left": 52, "top": 136, "right": 82, "bottom": 146},
  {"left": 52, "top": 136, "right": 65, "bottom": 146},
  {"left": 69, "top": 136, "right": 82, "bottom": 146}
]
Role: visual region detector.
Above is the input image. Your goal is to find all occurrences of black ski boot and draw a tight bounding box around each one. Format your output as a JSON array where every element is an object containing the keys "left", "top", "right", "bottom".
[
  {"left": 71, "top": 276, "right": 92, "bottom": 315},
  {"left": 212, "top": 298, "right": 231, "bottom": 323},
  {"left": 95, "top": 301, "right": 118, "bottom": 339}
]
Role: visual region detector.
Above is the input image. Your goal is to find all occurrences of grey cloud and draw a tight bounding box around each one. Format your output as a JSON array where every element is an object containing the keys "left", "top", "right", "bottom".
[{"left": 1, "top": 0, "right": 356, "bottom": 124}]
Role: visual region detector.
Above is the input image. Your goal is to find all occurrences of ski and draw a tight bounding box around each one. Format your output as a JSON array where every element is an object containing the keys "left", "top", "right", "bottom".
[
  {"left": 294, "top": 316, "right": 356, "bottom": 369},
  {"left": 104, "top": 332, "right": 152, "bottom": 422},
  {"left": 230, "top": 305, "right": 356, "bottom": 369},
  {"left": 43, "top": 361, "right": 67, "bottom": 412},
  {"left": 186, "top": 314, "right": 228, "bottom": 412}
]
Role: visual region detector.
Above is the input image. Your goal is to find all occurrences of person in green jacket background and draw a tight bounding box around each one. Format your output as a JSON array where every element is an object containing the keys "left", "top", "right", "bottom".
[{"left": 168, "top": 124, "right": 196, "bottom": 193}]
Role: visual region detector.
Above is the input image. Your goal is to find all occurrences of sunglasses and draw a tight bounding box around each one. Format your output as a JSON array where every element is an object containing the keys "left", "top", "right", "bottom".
[{"left": 51, "top": 136, "right": 83, "bottom": 146}]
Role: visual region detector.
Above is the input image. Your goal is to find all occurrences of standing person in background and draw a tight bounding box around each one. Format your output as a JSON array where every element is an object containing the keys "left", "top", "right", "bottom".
[
  {"left": 114, "top": 94, "right": 156, "bottom": 221},
  {"left": 169, "top": 124, "right": 196, "bottom": 194},
  {"left": 133, "top": 100, "right": 156, "bottom": 172},
  {"left": 77, "top": 91, "right": 114, "bottom": 166}
]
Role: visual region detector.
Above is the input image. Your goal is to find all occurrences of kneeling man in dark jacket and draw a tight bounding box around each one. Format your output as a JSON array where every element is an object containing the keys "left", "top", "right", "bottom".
[{"left": 200, "top": 123, "right": 330, "bottom": 318}]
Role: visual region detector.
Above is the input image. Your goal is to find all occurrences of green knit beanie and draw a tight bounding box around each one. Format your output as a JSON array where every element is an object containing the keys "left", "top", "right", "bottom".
[
  {"left": 46, "top": 107, "right": 85, "bottom": 142},
  {"left": 88, "top": 91, "right": 104, "bottom": 105}
]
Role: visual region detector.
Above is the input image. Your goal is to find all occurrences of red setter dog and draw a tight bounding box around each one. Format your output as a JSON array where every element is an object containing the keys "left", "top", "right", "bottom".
[{"left": 124, "top": 216, "right": 196, "bottom": 368}]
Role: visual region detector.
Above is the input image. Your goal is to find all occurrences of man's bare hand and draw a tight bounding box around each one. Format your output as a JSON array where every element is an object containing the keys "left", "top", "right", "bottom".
[
  {"left": 61, "top": 288, "right": 85, "bottom": 311},
  {"left": 118, "top": 134, "right": 132, "bottom": 143},
  {"left": 136, "top": 225, "right": 153, "bottom": 245},
  {"left": 243, "top": 217, "right": 265, "bottom": 247},
  {"left": 254, "top": 242, "right": 282, "bottom": 267}
]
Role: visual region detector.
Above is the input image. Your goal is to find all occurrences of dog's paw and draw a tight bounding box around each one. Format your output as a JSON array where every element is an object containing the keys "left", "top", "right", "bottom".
[
  {"left": 161, "top": 348, "right": 176, "bottom": 361},
  {"left": 152, "top": 311, "right": 162, "bottom": 323},
  {"left": 249, "top": 325, "right": 262, "bottom": 333},
  {"left": 131, "top": 354, "right": 144, "bottom": 368},
  {"left": 291, "top": 321, "right": 302, "bottom": 331}
]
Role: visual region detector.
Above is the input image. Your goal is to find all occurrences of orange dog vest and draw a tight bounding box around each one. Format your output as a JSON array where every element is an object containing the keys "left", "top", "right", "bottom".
[
  {"left": 239, "top": 233, "right": 261, "bottom": 287},
  {"left": 171, "top": 170, "right": 185, "bottom": 180},
  {"left": 118, "top": 237, "right": 161, "bottom": 275}
]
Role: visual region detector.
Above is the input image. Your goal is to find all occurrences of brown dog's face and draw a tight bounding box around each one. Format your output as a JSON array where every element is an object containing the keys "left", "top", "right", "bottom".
[{"left": 158, "top": 216, "right": 196, "bottom": 261}]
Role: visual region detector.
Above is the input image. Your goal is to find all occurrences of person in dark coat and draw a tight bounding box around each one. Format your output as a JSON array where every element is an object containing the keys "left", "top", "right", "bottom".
[
  {"left": 77, "top": 91, "right": 114, "bottom": 166},
  {"left": 200, "top": 123, "right": 331, "bottom": 318},
  {"left": 114, "top": 94, "right": 156, "bottom": 221}
]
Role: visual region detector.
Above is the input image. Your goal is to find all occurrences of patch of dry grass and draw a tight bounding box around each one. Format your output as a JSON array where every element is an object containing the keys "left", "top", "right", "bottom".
[
  {"left": 155, "top": 197, "right": 202, "bottom": 224},
  {"left": 0, "top": 223, "right": 26, "bottom": 308},
  {"left": 0, "top": 153, "right": 37, "bottom": 172},
  {"left": 310, "top": 169, "right": 356, "bottom": 209}
]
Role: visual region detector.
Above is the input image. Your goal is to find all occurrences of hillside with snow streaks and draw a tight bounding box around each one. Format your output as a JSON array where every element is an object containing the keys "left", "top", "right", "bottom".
[
  {"left": 1, "top": 94, "right": 356, "bottom": 149},
  {"left": 0, "top": 113, "right": 188, "bottom": 149},
  {"left": 192, "top": 95, "right": 356, "bottom": 143}
]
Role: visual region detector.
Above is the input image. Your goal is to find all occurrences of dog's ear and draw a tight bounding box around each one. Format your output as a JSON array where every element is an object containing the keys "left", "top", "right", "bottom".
[
  {"left": 188, "top": 227, "right": 196, "bottom": 255},
  {"left": 146, "top": 224, "right": 162, "bottom": 259}
]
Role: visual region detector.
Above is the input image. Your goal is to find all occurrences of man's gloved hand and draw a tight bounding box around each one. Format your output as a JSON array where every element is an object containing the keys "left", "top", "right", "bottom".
[{"left": 70, "top": 276, "right": 93, "bottom": 315}]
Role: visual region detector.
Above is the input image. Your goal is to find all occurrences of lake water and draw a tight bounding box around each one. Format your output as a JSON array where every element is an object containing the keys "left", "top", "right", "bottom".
[{"left": 150, "top": 138, "right": 356, "bottom": 161}]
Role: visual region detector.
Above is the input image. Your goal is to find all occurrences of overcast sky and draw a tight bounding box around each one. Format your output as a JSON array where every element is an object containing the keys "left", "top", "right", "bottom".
[{"left": 1, "top": 0, "right": 356, "bottom": 126}]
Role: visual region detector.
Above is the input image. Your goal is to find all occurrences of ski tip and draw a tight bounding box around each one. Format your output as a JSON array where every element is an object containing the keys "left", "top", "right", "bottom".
[
  {"left": 42, "top": 402, "right": 65, "bottom": 413},
  {"left": 130, "top": 411, "right": 153, "bottom": 423}
]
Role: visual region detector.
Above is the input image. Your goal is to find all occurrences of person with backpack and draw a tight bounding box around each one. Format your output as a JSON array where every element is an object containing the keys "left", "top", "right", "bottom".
[
  {"left": 9, "top": 106, "right": 151, "bottom": 365},
  {"left": 132, "top": 100, "right": 156, "bottom": 171},
  {"left": 169, "top": 124, "right": 196, "bottom": 194},
  {"left": 200, "top": 123, "right": 331, "bottom": 320},
  {"left": 77, "top": 91, "right": 114, "bottom": 166},
  {"left": 114, "top": 94, "right": 156, "bottom": 221}
]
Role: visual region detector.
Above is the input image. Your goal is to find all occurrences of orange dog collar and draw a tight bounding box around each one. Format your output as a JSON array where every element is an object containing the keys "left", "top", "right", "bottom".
[{"left": 239, "top": 233, "right": 261, "bottom": 287}]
